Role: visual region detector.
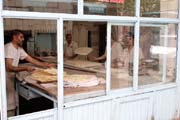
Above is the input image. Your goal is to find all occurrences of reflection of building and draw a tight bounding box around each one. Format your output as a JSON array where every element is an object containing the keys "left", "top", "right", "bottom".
[
  {"left": 4, "top": 0, "right": 77, "bottom": 13},
  {"left": 160, "top": 0, "right": 178, "bottom": 18},
  {"left": 141, "top": 0, "right": 178, "bottom": 18},
  {"left": 84, "top": 3, "right": 106, "bottom": 14}
]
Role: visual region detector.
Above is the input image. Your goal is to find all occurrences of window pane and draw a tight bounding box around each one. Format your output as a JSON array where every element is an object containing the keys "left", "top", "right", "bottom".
[
  {"left": 139, "top": 24, "right": 177, "bottom": 86},
  {"left": 63, "top": 21, "right": 106, "bottom": 102},
  {"left": 141, "top": 0, "right": 178, "bottom": 18},
  {"left": 84, "top": 0, "right": 135, "bottom": 16},
  {"left": 4, "top": 18, "right": 57, "bottom": 115},
  {"left": 110, "top": 25, "right": 134, "bottom": 90},
  {"left": 3, "top": 0, "right": 77, "bottom": 14}
]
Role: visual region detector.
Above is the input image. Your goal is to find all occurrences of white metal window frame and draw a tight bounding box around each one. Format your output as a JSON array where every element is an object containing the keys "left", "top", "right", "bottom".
[{"left": 0, "top": 0, "right": 179, "bottom": 120}]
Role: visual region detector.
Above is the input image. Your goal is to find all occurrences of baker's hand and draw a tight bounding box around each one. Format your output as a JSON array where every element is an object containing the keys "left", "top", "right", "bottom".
[
  {"left": 91, "top": 56, "right": 99, "bottom": 61},
  {"left": 26, "top": 66, "right": 35, "bottom": 72},
  {"left": 46, "top": 63, "right": 57, "bottom": 68}
]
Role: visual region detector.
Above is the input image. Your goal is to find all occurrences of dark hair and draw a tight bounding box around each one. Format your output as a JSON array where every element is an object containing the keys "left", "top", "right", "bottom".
[
  {"left": 127, "top": 32, "right": 134, "bottom": 39},
  {"left": 11, "top": 29, "right": 23, "bottom": 40},
  {"left": 66, "top": 33, "right": 71, "bottom": 38}
]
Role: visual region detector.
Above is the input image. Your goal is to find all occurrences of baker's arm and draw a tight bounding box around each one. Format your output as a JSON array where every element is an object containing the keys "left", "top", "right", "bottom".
[
  {"left": 5, "top": 58, "right": 34, "bottom": 72},
  {"left": 25, "top": 55, "right": 56, "bottom": 68}
]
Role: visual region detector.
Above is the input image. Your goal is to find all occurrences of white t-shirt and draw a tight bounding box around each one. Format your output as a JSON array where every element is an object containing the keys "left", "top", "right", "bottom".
[
  {"left": 121, "top": 47, "right": 143, "bottom": 69},
  {"left": 5, "top": 42, "right": 28, "bottom": 66},
  {"left": 4, "top": 42, "right": 28, "bottom": 110},
  {"left": 111, "top": 41, "right": 123, "bottom": 62},
  {"left": 5, "top": 42, "right": 28, "bottom": 110},
  {"left": 64, "top": 41, "right": 78, "bottom": 58}
]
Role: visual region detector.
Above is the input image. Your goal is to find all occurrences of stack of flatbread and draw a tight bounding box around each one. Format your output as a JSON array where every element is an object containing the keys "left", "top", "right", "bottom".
[
  {"left": 75, "top": 47, "right": 93, "bottom": 56},
  {"left": 65, "top": 60, "right": 102, "bottom": 68},
  {"left": 30, "top": 68, "right": 104, "bottom": 87},
  {"left": 31, "top": 68, "right": 57, "bottom": 83},
  {"left": 64, "top": 74, "right": 99, "bottom": 87}
]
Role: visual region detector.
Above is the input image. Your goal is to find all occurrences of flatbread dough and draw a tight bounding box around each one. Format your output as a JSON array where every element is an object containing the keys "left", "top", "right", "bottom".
[
  {"left": 75, "top": 47, "right": 93, "bottom": 55},
  {"left": 43, "top": 68, "right": 57, "bottom": 75},
  {"left": 29, "top": 68, "right": 101, "bottom": 87},
  {"left": 65, "top": 60, "right": 102, "bottom": 68},
  {"left": 64, "top": 74, "right": 96, "bottom": 83},
  {"left": 31, "top": 69, "right": 57, "bottom": 83},
  {"left": 64, "top": 74, "right": 99, "bottom": 87},
  {"left": 31, "top": 75, "right": 57, "bottom": 83}
]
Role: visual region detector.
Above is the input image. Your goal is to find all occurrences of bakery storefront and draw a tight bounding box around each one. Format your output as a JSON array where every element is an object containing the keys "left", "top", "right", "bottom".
[{"left": 0, "top": 0, "right": 180, "bottom": 120}]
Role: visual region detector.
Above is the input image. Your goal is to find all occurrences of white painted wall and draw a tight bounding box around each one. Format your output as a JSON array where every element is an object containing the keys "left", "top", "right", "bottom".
[{"left": 9, "top": 88, "right": 179, "bottom": 120}]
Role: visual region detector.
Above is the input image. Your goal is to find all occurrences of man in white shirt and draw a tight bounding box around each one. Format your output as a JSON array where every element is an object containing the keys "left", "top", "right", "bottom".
[
  {"left": 92, "top": 39, "right": 123, "bottom": 68},
  {"left": 120, "top": 32, "right": 144, "bottom": 75},
  {"left": 5, "top": 29, "right": 55, "bottom": 116},
  {"left": 64, "top": 33, "right": 78, "bottom": 59}
]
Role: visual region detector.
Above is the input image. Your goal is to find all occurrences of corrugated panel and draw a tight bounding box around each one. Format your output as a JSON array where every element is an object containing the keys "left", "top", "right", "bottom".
[
  {"left": 175, "top": 88, "right": 180, "bottom": 119},
  {"left": 154, "top": 88, "right": 176, "bottom": 120},
  {"left": 112, "top": 94, "right": 152, "bottom": 120},
  {"left": 64, "top": 100, "right": 112, "bottom": 120},
  {"left": 7, "top": 88, "right": 179, "bottom": 120},
  {"left": 8, "top": 109, "right": 57, "bottom": 120},
  {"left": 64, "top": 93, "right": 153, "bottom": 120}
]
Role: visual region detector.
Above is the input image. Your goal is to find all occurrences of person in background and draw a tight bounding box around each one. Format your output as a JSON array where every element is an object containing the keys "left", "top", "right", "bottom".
[
  {"left": 93, "top": 38, "right": 123, "bottom": 68},
  {"left": 120, "top": 32, "right": 144, "bottom": 74},
  {"left": 64, "top": 33, "right": 78, "bottom": 59},
  {"left": 5, "top": 29, "right": 56, "bottom": 117}
]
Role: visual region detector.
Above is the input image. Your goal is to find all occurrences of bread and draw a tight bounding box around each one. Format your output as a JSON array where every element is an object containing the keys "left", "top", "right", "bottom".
[
  {"left": 31, "top": 69, "right": 57, "bottom": 83},
  {"left": 75, "top": 47, "right": 93, "bottom": 55},
  {"left": 65, "top": 60, "right": 102, "bottom": 68}
]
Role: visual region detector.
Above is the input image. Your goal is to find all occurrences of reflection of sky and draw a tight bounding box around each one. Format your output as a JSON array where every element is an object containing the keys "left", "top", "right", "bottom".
[{"left": 150, "top": 45, "right": 176, "bottom": 58}]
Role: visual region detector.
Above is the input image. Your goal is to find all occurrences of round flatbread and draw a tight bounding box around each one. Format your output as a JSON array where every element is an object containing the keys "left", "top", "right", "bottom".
[{"left": 75, "top": 47, "right": 93, "bottom": 56}]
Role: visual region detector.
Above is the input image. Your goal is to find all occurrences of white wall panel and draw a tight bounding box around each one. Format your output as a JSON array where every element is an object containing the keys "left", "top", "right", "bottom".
[
  {"left": 64, "top": 88, "right": 179, "bottom": 120},
  {"left": 6, "top": 88, "right": 179, "bottom": 120},
  {"left": 175, "top": 87, "right": 180, "bottom": 119},
  {"left": 112, "top": 94, "right": 152, "bottom": 120},
  {"left": 64, "top": 94, "right": 153, "bottom": 120},
  {"left": 154, "top": 88, "right": 177, "bottom": 120},
  {"left": 64, "top": 100, "right": 112, "bottom": 120}
]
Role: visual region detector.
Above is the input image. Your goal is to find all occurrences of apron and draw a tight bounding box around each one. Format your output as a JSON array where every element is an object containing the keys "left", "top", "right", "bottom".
[{"left": 6, "top": 72, "right": 16, "bottom": 110}]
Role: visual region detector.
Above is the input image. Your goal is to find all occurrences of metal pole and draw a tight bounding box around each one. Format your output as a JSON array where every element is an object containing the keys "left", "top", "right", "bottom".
[
  {"left": 78, "top": 0, "right": 83, "bottom": 15},
  {"left": 133, "top": 0, "right": 140, "bottom": 90},
  {"left": 0, "top": 17, "right": 8, "bottom": 120},
  {"left": 162, "top": 25, "right": 168, "bottom": 83},
  {"left": 57, "top": 18, "right": 64, "bottom": 120},
  {"left": 175, "top": 0, "right": 180, "bottom": 84},
  {"left": 106, "top": 22, "right": 111, "bottom": 95}
]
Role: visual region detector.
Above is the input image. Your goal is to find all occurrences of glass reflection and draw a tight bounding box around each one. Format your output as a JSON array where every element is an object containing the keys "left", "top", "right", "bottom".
[
  {"left": 84, "top": 0, "right": 135, "bottom": 16},
  {"left": 141, "top": 0, "right": 178, "bottom": 18},
  {"left": 110, "top": 26, "right": 134, "bottom": 89},
  {"left": 139, "top": 24, "right": 177, "bottom": 86},
  {"left": 3, "top": 0, "right": 77, "bottom": 14}
]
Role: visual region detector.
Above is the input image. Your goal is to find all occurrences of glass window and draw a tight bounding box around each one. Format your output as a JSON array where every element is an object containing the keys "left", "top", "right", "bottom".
[
  {"left": 110, "top": 25, "right": 134, "bottom": 90},
  {"left": 140, "top": 0, "right": 178, "bottom": 18},
  {"left": 84, "top": 0, "right": 135, "bottom": 16},
  {"left": 63, "top": 21, "right": 106, "bottom": 102},
  {"left": 3, "top": 0, "right": 77, "bottom": 14},
  {"left": 139, "top": 23, "right": 177, "bottom": 86},
  {"left": 4, "top": 18, "right": 57, "bottom": 116}
]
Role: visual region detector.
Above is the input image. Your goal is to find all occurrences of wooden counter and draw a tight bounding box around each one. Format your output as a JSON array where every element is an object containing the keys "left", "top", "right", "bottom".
[
  {"left": 17, "top": 67, "right": 106, "bottom": 102},
  {"left": 16, "top": 62, "right": 171, "bottom": 102}
]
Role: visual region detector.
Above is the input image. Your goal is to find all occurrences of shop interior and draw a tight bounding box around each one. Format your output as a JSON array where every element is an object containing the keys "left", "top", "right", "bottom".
[{"left": 4, "top": 18, "right": 177, "bottom": 116}]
